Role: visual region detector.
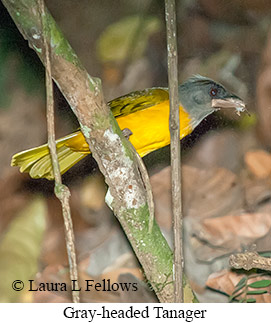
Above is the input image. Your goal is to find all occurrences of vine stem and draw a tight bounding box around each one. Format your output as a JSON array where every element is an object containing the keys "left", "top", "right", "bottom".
[
  {"left": 38, "top": 0, "right": 80, "bottom": 303},
  {"left": 165, "top": 0, "right": 183, "bottom": 302}
]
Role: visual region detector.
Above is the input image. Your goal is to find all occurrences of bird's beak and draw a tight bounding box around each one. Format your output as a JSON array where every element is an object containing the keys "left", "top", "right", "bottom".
[{"left": 211, "top": 97, "right": 247, "bottom": 116}]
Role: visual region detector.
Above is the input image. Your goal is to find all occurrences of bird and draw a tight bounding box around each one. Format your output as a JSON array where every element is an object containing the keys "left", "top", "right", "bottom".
[{"left": 11, "top": 75, "right": 246, "bottom": 180}]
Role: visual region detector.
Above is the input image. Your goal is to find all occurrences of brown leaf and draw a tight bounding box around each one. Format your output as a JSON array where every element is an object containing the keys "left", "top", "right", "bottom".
[
  {"left": 190, "top": 211, "right": 271, "bottom": 262},
  {"left": 245, "top": 150, "right": 271, "bottom": 178},
  {"left": 244, "top": 177, "right": 271, "bottom": 209},
  {"left": 206, "top": 269, "right": 271, "bottom": 302},
  {"left": 184, "top": 130, "right": 243, "bottom": 173},
  {"left": 256, "top": 31, "right": 271, "bottom": 147},
  {"left": 189, "top": 235, "right": 230, "bottom": 262},
  {"left": 151, "top": 165, "right": 244, "bottom": 228},
  {"left": 182, "top": 166, "right": 243, "bottom": 219}
]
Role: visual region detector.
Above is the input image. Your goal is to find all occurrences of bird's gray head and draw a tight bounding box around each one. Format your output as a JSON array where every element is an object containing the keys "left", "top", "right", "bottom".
[{"left": 178, "top": 75, "right": 246, "bottom": 129}]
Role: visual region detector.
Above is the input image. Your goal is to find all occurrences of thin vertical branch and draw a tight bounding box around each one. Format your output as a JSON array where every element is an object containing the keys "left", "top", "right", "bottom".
[
  {"left": 165, "top": 0, "right": 183, "bottom": 302},
  {"left": 38, "top": 0, "right": 80, "bottom": 303}
]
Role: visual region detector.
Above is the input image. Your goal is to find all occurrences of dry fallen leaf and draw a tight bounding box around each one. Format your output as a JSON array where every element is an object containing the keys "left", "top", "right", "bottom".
[
  {"left": 151, "top": 165, "right": 244, "bottom": 228},
  {"left": 184, "top": 130, "right": 243, "bottom": 173},
  {"left": 244, "top": 177, "right": 271, "bottom": 209},
  {"left": 206, "top": 269, "right": 271, "bottom": 303},
  {"left": 194, "top": 212, "right": 271, "bottom": 251},
  {"left": 188, "top": 235, "right": 230, "bottom": 262},
  {"left": 182, "top": 166, "right": 243, "bottom": 219},
  {"left": 245, "top": 150, "right": 271, "bottom": 178},
  {"left": 256, "top": 31, "right": 271, "bottom": 148}
]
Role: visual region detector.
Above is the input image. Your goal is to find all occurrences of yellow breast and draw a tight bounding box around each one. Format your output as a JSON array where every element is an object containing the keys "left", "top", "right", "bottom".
[{"left": 116, "top": 100, "right": 192, "bottom": 157}]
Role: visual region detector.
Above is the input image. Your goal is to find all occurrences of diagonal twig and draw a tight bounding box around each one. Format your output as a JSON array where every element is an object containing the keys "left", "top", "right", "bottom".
[{"left": 230, "top": 251, "right": 271, "bottom": 271}]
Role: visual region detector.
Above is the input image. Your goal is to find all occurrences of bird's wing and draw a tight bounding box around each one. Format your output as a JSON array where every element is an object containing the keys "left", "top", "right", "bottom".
[{"left": 109, "top": 87, "right": 169, "bottom": 118}]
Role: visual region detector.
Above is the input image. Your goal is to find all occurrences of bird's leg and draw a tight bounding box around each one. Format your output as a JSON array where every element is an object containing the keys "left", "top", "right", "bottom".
[{"left": 122, "top": 128, "right": 133, "bottom": 140}]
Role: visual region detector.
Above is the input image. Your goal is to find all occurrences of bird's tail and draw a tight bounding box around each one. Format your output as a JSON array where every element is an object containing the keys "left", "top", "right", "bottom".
[{"left": 11, "top": 131, "right": 88, "bottom": 180}]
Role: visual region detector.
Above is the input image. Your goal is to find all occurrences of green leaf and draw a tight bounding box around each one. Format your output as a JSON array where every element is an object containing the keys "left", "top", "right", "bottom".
[
  {"left": 239, "top": 297, "right": 246, "bottom": 303},
  {"left": 229, "top": 290, "right": 244, "bottom": 302},
  {"left": 235, "top": 277, "right": 247, "bottom": 290},
  {"left": 96, "top": 15, "right": 161, "bottom": 63},
  {"left": 248, "top": 289, "right": 268, "bottom": 296},
  {"left": 236, "top": 276, "right": 247, "bottom": 287},
  {"left": 246, "top": 298, "right": 256, "bottom": 303},
  {"left": 230, "top": 277, "right": 247, "bottom": 301},
  {"left": 0, "top": 198, "right": 47, "bottom": 302},
  {"left": 239, "top": 113, "right": 257, "bottom": 130},
  {"left": 259, "top": 251, "right": 271, "bottom": 258},
  {"left": 248, "top": 280, "right": 271, "bottom": 288}
]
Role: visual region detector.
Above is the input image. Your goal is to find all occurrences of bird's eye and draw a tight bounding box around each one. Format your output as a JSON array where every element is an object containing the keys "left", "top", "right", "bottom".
[{"left": 210, "top": 88, "right": 218, "bottom": 97}]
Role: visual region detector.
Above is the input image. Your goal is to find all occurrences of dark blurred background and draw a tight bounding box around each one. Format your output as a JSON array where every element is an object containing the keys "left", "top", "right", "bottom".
[{"left": 1, "top": 0, "right": 271, "bottom": 303}]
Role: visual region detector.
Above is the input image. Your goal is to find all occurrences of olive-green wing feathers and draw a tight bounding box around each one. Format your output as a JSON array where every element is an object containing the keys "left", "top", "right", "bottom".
[{"left": 109, "top": 87, "right": 169, "bottom": 118}]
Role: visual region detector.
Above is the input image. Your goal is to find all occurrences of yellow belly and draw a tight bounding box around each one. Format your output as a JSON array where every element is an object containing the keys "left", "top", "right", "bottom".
[{"left": 116, "top": 100, "right": 192, "bottom": 157}]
